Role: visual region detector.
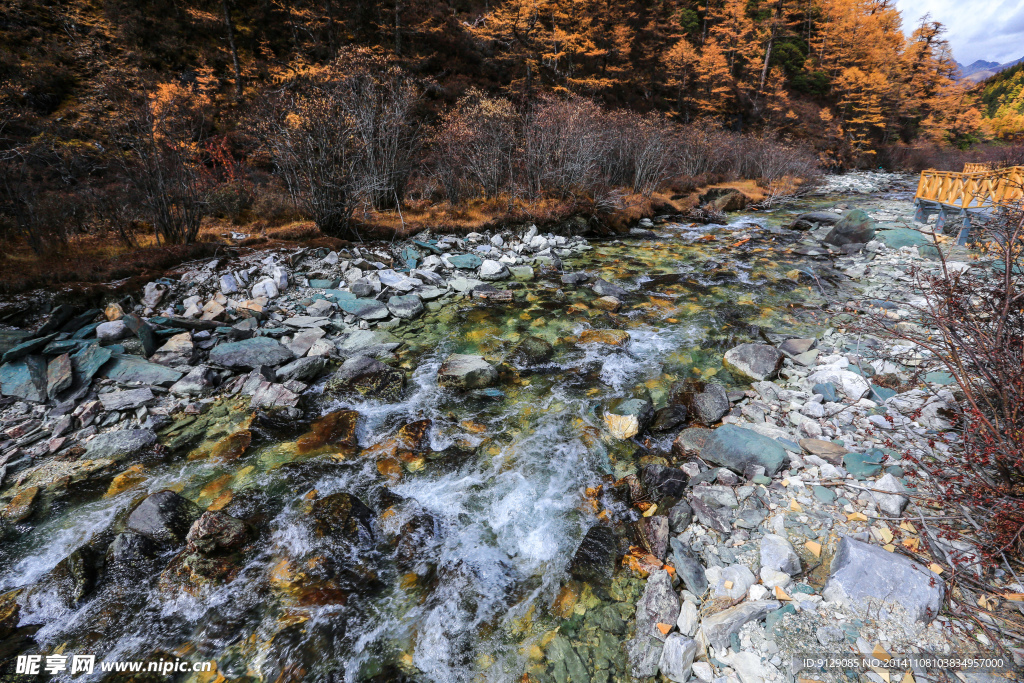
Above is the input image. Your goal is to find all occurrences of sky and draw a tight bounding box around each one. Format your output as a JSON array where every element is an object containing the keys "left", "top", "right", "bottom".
[{"left": 894, "top": 0, "right": 1024, "bottom": 65}]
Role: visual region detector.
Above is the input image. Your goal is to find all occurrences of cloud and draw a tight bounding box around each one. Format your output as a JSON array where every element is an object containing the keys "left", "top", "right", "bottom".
[{"left": 894, "top": 0, "right": 1024, "bottom": 64}]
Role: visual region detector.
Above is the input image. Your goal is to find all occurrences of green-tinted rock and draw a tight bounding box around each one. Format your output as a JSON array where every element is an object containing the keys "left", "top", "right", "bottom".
[
  {"left": 337, "top": 298, "right": 389, "bottom": 320},
  {"left": 875, "top": 228, "right": 930, "bottom": 249},
  {"left": 309, "top": 278, "right": 341, "bottom": 289},
  {"left": 0, "top": 356, "right": 47, "bottom": 402},
  {"left": 1, "top": 333, "right": 59, "bottom": 364},
  {"left": 101, "top": 354, "right": 184, "bottom": 386},
  {"left": 208, "top": 337, "right": 295, "bottom": 369},
  {"left": 823, "top": 210, "right": 875, "bottom": 246},
  {"left": 925, "top": 371, "right": 954, "bottom": 385},
  {"left": 700, "top": 424, "right": 788, "bottom": 475},
  {"left": 843, "top": 449, "right": 884, "bottom": 480},
  {"left": 448, "top": 254, "right": 483, "bottom": 269},
  {"left": 812, "top": 485, "right": 836, "bottom": 503},
  {"left": 869, "top": 385, "right": 896, "bottom": 402}
]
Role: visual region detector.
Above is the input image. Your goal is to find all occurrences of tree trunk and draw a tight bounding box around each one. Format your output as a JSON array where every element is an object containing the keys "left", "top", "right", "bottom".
[{"left": 222, "top": 0, "right": 243, "bottom": 100}]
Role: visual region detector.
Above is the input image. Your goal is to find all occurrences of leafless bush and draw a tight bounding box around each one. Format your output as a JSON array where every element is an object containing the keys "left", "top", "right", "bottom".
[
  {"left": 430, "top": 89, "right": 518, "bottom": 202},
  {"left": 341, "top": 64, "right": 421, "bottom": 210},
  {"left": 109, "top": 80, "right": 214, "bottom": 245},
  {"left": 259, "top": 81, "right": 363, "bottom": 239},
  {"left": 521, "top": 96, "right": 606, "bottom": 199},
  {"left": 673, "top": 120, "right": 730, "bottom": 177},
  {"left": 601, "top": 111, "right": 675, "bottom": 196}
]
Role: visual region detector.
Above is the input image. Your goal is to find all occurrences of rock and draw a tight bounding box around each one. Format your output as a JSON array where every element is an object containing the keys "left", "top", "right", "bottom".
[
  {"left": 150, "top": 332, "right": 195, "bottom": 366},
  {"left": 561, "top": 272, "right": 590, "bottom": 285},
  {"left": 691, "top": 662, "right": 714, "bottom": 683},
  {"left": 626, "top": 636, "right": 663, "bottom": 679},
  {"left": 577, "top": 329, "right": 630, "bottom": 347},
  {"left": 104, "top": 303, "right": 125, "bottom": 321},
  {"left": 285, "top": 327, "right": 326, "bottom": 357},
  {"left": 70, "top": 343, "right": 112, "bottom": 386},
  {"left": 675, "top": 382, "right": 730, "bottom": 425},
  {"left": 843, "top": 449, "right": 884, "bottom": 479},
  {"left": 591, "top": 278, "right": 629, "bottom": 298},
  {"left": 812, "top": 382, "right": 838, "bottom": 402},
  {"left": 790, "top": 211, "right": 841, "bottom": 230},
  {"left": 690, "top": 496, "right": 732, "bottom": 534},
  {"left": 127, "top": 490, "right": 203, "bottom": 546},
  {"left": 641, "top": 463, "right": 688, "bottom": 500},
  {"left": 96, "top": 320, "right": 130, "bottom": 342},
  {"left": 706, "top": 564, "right": 756, "bottom": 602},
  {"left": 723, "top": 343, "right": 782, "bottom": 381},
  {"left": 701, "top": 600, "right": 780, "bottom": 651},
  {"left": 201, "top": 300, "right": 226, "bottom": 321},
  {"left": 319, "top": 355, "right": 402, "bottom": 401},
  {"left": 0, "top": 356, "right": 47, "bottom": 402},
  {"left": 659, "top": 635, "right": 699, "bottom": 683},
  {"left": 298, "top": 410, "right": 359, "bottom": 452},
  {"left": 728, "top": 651, "right": 769, "bottom": 683},
  {"left": 309, "top": 492, "right": 374, "bottom": 541},
  {"left": 567, "top": 524, "right": 618, "bottom": 585},
  {"left": 677, "top": 600, "right": 698, "bottom": 636},
  {"left": 699, "top": 187, "right": 748, "bottom": 212},
  {"left": 650, "top": 405, "right": 687, "bottom": 432},
  {"left": 760, "top": 534, "right": 801, "bottom": 575},
  {"left": 508, "top": 336, "right": 554, "bottom": 365},
  {"left": 84, "top": 428, "right": 157, "bottom": 460},
  {"left": 449, "top": 253, "right": 483, "bottom": 269},
  {"left": 876, "top": 228, "right": 930, "bottom": 249},
  {"left": 699, "top": 424, "right": 787, "bottom": 476},
  {"left": 387, "top": 294, "right": 424, "bottom": 320},
  {"left": 219, "top": 273, "right": 239, "bottom": 294},
  {"left": 336, "top": 328, "right": 402, "bottom": 358},
  {"left": 2, "top": 486, "right": 39, "bottom": 524},
  {"left": 46, "top": 353, "right": 73, "bottom": 399},
  {"left": 634, "top": 568, "right": 680, "bottom": 641},
  {"left": 870, "top": 472, "right": 909, "bottom": 516},
  {"left": 99, "top": 387, "right": 154, "bottom": 411},
  {"left": 823, "top": 209, "right": 876, "bottom": 247},
  {"left": 250, "top": 382, "right": 300, "bottom": 409},
  {"left": 478, "top": 259, "right": 509, "bottom": 280},
  {"left": 808, "top": 368, "right": 870, "bottom": 400},
  {"left": 252, "top": 278, "right": 279, "bottom": 299},
  {"left": 438, "top": 354, "right": 497, "bottom": 389},
  {"left": 672, "top": 427, "right": 713, "bottom": 456},
  {"left": 106, "top": 531, "right": 160, "bottom": 573},
  {"left": 593, "top": 295, "right": 621, "bottom": 312},
  {"left": 799, "top": 438, "right": 847, "bottom": 461},
  {"left": 338, "top": 298, "right": 389, "bottom": 320},
  {"left": 509, "top": 265, "right": 534, "bottom": 281},
  {"left": 185, "top": 511, "right": 248, "bottom": 554},
  {"left": 210, "top": 337, "right": 295, "bottom": 369},
  {"left": 667, "top": 500, "right": 693, "bottom": 533},
  {"left": 670, "top": 538, "right": 708, "bottom": 595},
  {"left": 604, "top": 398, "right": 653, "bottom": 439},
  {"left": 823, "top": 536, "right": 943, "bottom": 623},
  {"left": 642, "top": 516, "right": 670, "bottom": 560},
  {"left": 169, "top": 365, "right": 218, "bottom": 396},
  {"left": 121, "top": 313, "right": 158, "bottom": 356},
  {"left": 276, "top": 356, "right": 329, "bottom": 383},
  {"left": 142, "top": 282, "right": 168, "bottom": 309},
  {"left": 377, "top": 269, "right": 420, "bottom": 292}
]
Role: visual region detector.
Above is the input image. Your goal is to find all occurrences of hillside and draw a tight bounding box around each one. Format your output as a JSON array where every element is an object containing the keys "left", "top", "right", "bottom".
[
  {"left": 979, "top": 62, "right": 1024, "bottom": 138},
  {"left": 960, "top": 55, "right": 1024, "bottom": 83}
]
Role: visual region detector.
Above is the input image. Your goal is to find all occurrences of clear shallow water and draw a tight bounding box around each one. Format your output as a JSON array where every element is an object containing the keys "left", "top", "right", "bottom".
[{"left": 1, "top": 211, "right": 838, "bottom": 682}]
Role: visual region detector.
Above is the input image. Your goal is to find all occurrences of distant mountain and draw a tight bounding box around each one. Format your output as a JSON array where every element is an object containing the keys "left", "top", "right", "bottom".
[{"left": 957, "top": 56, "right": 1024, "bottom": 83}]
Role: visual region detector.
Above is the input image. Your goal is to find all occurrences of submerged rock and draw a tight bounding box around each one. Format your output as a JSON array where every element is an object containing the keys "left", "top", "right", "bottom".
[
  {"left": 567, "top": 524, "right": 618, "bottom": 586},
  {"left": 604, "top": 398, "right": 653, "bottom": 439},
  {"left": 324, "top": 355, "right": 405, "bottom": 401},
  {"left": 84, "top": 429, "right": 157, "bottom": 461},
  {"left": 127, "top": 490, "right": 203, "bottom": 546},
  {"left": 309, "top": 492, "right": 374, "bottom": 542},
  {"left": 438, "top": 354, "right": 497, "bottom": 389},
  {"left": 508, "top": 336, "right": 554, "bottom": 365}
]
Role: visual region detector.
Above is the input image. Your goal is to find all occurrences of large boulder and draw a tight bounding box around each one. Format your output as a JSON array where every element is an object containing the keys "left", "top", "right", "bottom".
[
  {"left": 438, "top": 354, "right": 497, "bottom": 389},
  {"left": 508, "top": 336, "right": 554, "bottom": 365},
  {"left": 126, "top": 490, "right": 203, "bottom": 546},
  {"left": 209, "top": 337, "right": 295, "bottom": 369},
  {"left": 823, "top": 209, "right": 876, "bottom": 247},
  {"left": 671, "top": 381, "right": 730, "bottom": 425},
  {"left": 699, "top": 424, "right": 788, "bottom": 476},
  {"left": 387, "top": 295, "right": 424, "bottom": 320},
  {"left": 723, "top": 343, "right": 782, "bottom": 381},
  {"left": 698, "top": 188, "right": 748, "bottom": 212},
  {"left": 760, "top": 534, "right": 801, "bottom": 575},
  {"left": 823, "top": 536, "right": 944, "bottom": 623},
  {"left": 640, "top": 463, "right": 688, "bottom": 500},
  {"left": 324, "top": 355, "right": 405, "bottom": 401}
]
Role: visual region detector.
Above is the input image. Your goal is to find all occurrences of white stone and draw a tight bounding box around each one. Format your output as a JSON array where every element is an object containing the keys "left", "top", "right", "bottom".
[
  {"left": 219, "top": 273, "right": 239, "bottom": 295},
  {"left": 676, "top": 599, "right": 699, "bottom": 636},
  {"left": 748, "top": 584, "right": 769, "bottom": 601},
  {"left": 96, "top": 320, "right": 129, "bottom": 342},
  {"left": 478, "top": 259, "right": 509, "bottom": 280},
  {"left": 692, "top": 662, "right": 714, "bottom": 683},
  {"left": 706, "top": 564, "right": 756, "bottom": 602},
  {"left": 759, "top": 567, "right": 791, "bottom": 588},
  {"left": 324, "top": 251, "right": 339, "bottom": 265},
  {"left": 252, "top": 278, "right": 279, "bottom": 299},
  {"left": 870, "top": 472, "right": 909, "bottom": 516},
  {"left": 272, "top": 266, "right": 289, "bottom": 290},
  {"left": 658, "top": 634, "right": 699, "bottom": 683}
]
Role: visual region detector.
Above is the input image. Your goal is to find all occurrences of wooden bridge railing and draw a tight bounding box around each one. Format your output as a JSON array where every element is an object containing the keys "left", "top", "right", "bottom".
[
  {"left": 915, "top": 165, "right": 1024, "bottom": 210},
  {"left": 914, "top": 165, "right": 1024, "bottom": 244}
]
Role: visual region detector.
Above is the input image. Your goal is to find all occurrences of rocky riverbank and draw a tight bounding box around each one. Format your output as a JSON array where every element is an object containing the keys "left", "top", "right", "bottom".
[{"left": 0, "top": 172, "right": 1019, "bottom": 682}]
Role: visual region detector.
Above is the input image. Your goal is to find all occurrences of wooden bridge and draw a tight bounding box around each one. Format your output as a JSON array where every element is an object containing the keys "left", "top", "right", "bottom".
[{"left": 914, "top": 164, "right": 1024, "bottom": 244}]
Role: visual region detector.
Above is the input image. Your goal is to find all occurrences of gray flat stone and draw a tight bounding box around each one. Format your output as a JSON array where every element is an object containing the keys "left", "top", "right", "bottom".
[
  {"left": 338, "top": 298, "right": 389, "bottom": 320},
  {"left": 0, "top": 356, "right": 47, "bottom": 402},
  {"left": 634, "top": 568, "right": 680, "bottom": 641},
  {"left": 701, "top": 600, "right": 780, "bottom": 651},
  {"left": 699, "top": 424, "right": 788, "bottom": 476},
  {"left": 99, "top": 387, "right": 154, "bottom": 411},
  {"left": 209, "top": 337, "right": 295, "bottom": 369},
  {"left": 101, "top": 354, "right": 184, "bottom": 386},
  {"left": 84, "top": 428, "right": 157, "bottom": 461},
  {"left": 823, "top": 536, "right": 943, "bottom": 623},
  {"left": 659, "top": 635, "right": 699, "bottom": 683}
]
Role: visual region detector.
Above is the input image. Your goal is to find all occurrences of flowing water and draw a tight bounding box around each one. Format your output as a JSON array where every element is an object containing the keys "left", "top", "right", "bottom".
[{"left": 1, "top": 208, "right": 852, "bottom": 682}]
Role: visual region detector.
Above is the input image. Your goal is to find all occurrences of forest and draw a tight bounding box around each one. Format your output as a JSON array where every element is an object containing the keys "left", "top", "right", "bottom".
[{"left": 0, "top": 0, "right": 1017, "bottom": 263}]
